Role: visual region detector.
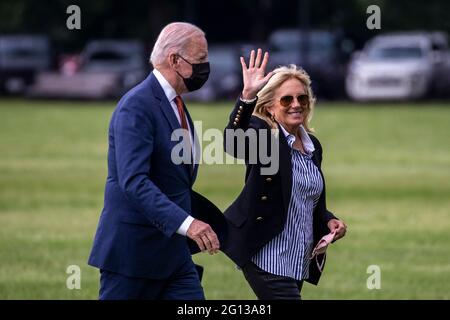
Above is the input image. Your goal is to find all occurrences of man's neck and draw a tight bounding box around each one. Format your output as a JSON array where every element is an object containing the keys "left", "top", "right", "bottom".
[{"left": 155, "top": 67, "right": 185, "bottom": 95}]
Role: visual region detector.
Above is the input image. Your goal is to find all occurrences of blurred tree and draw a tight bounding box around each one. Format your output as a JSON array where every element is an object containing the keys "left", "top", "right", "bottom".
[{"left": 0, "top": 0, "right": 449, "bottom": 54}]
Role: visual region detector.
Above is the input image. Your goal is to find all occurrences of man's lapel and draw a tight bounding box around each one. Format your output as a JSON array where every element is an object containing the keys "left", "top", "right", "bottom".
[
  {"left": 149, "top": 72, "right": 192, "bottom": 183},
  {"left": 149, "top": 73, "right": 180, "bottom": 133}
]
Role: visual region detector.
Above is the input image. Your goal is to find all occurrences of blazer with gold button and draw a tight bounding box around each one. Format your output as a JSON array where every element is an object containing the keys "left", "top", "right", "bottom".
[{"left": 222, "top": 97, "right": 338, "bottom": 285}]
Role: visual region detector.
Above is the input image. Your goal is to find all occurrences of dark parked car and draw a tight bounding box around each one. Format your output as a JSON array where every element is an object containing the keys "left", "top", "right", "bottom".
[
  {"left": 268, "top": 29, "right": 353, "bottom": 99},
  {"left": 28, "top": 39, "right": 148, "bottom": 99},
  {"left": 80, "top": 40, "right": 148, "bottom": 90},
  {"left": 0, "top": 35, "right": 51, "bottom": 95}
]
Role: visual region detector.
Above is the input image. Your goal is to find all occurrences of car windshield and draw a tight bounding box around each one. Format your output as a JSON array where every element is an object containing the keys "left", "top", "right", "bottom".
[
  {"left": 82, "top": 45, "right": 144, "bottom": 72},
  {"left": 2, "top": 47, "right": 46, "bottom": 59},
  {"left": 88, "top": 50, "right": 129, "bottom": 62},
  {"left": 0, "top": 40, "right": 48, "bottom": 58},
  {"left": 367, "top": 46, "right": 424, "bottom": 60}
]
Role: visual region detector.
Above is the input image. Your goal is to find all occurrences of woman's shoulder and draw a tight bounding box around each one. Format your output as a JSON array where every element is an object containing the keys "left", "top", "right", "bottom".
[
  {"left": 307, "top": 133, "right": 323, "bottom": 153},
  {"left": 249, "top": 115, "right": 271, "bottom": 130}
]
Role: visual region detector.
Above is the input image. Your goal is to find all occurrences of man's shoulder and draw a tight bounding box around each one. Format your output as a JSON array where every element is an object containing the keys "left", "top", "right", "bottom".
[{"left": 115, "top": 75, "right": 158, "bottom": 113}]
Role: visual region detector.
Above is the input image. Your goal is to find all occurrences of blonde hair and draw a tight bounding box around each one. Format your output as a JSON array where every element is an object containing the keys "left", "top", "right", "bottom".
[
  {"left": 253, "top": 64, "right": 316, "bottom": 132},
  {"left": 150, "top": 22, "right": 205, "bottom": 67}
]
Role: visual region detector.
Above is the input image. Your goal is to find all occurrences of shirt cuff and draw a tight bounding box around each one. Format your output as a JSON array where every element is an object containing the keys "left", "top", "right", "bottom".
[
  {"left": 176, "top": 215, "right": 195, "bottom": 236},
  {"left": 240, "top": 96, "right": 257, "bottom": 104}
]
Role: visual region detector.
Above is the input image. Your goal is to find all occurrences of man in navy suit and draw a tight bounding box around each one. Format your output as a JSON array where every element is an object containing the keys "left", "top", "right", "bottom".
[{"left": 88, "top": 22, "right": 221, "bottom": 300}]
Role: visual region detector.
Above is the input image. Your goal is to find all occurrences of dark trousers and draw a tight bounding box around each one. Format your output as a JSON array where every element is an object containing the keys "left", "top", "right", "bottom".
[
  {"left": 99, "top": 260, "right": 204, "bottom": 300},
  {"left": 242, "top": 262, "right": 304, "bottom": 300}
]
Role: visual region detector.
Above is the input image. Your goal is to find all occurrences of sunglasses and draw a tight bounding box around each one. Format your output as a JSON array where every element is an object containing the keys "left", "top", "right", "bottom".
[{"left": 279, "top": 94, "right": 309, "bottom": 108}]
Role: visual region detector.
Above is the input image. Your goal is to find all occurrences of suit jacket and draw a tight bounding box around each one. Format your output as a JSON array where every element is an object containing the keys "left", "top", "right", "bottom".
[
  {"left": 222, "top": 97, "right": 338, "bottom": 285},
  {"left": 88, "top": 72, "right": 213, "bottom": 279}
]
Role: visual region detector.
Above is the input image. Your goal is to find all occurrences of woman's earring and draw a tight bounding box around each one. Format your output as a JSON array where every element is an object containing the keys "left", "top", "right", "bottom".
[{"left": 270, "top": 114, "right": 275, "bottom": 121}]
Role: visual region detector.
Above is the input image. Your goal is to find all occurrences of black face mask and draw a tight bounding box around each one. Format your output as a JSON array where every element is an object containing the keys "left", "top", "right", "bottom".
[{"left": 176, "top": 54, "right": 210, "bottom": 92}]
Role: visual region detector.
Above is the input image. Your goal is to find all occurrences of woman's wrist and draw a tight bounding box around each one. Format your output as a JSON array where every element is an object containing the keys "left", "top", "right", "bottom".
[
  {"left": 241, "top": 89, "right": 256, "bottom": 101},
  {"left": 240, "top": 95, "right": 257, "bottom": 104}
]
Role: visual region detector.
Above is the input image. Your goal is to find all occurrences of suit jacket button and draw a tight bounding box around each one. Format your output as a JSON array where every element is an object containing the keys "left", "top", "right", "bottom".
[
  {"left": 233, "top": 121, "right": 237, "bottom": 126},
  {"left": 234, "top": 117, "right": 239, "bottom": 122},
  {"left": 237, "top": 110, "right": 242, "bottom": 115},
  {"left": 239, "top": 106, "right": 243, "bottom": 110},
  {"left": 256, "top": 216, "right": 263, "bottom": 221},
  {"left": 265, "top": 177, "right": 272, "bottom": 182},
  {"left": 261, "top": 196, "right": 268, "bottom": 201}
]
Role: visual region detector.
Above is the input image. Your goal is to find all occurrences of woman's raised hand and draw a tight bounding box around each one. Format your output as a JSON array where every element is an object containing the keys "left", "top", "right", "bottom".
[{"left": 240, "top": 48, "right": 274, "bottom": 100}]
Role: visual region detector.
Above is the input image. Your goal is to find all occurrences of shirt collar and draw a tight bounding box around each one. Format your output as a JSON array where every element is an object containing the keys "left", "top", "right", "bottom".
[
  {"left": 279, "top": 123, "right": 315, "bottom": 153},
  {"left": 153, "top": 68, "right": 178, "bottom": 103}
]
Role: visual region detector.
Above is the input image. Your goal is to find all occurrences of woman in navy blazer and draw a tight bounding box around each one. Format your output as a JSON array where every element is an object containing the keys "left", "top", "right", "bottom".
[{"left": 222, "top": 49, "right": 347, "bottom": 299}]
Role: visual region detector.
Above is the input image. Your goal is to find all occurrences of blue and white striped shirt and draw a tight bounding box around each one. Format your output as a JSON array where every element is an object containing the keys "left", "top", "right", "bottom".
[{"left": 252, "top": 125, "right": 323, "bottom": 280}]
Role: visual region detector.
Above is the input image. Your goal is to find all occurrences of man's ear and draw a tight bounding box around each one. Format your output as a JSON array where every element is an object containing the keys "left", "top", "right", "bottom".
[{"left": 168, "top": 53, "right": 179, "bottom": 69}]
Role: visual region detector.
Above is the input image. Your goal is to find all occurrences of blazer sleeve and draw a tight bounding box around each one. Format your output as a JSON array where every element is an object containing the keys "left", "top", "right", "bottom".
[
  {"left": 223, "top": 95, "right": 268, "bottom": 161},
  {"left": 310, "top": 134, "right": 338, "bottom": 224},
  {"left": 113, "top": 98, "right": 189, "bottom": 238}
]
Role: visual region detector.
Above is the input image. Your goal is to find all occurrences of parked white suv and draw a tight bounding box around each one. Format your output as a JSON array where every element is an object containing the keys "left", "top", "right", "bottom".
[{"left": 346, "top": 32, "right": 450, "bottom": 101}]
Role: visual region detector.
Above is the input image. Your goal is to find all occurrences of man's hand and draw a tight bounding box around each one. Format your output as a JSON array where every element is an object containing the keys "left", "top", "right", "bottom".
[
  {"left": 187, "top": 219, "right": 220, "bottom": 255},
  {"left": 240, "top": 48, "right": 274, "bottom": 100},
  {"left": 327, "top": 219, "right": 347, "bottom": 241}
]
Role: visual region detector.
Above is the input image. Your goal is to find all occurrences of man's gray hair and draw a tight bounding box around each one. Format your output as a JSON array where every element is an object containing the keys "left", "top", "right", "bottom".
[{"left": 150, "top": 22, "right": 205, "bottom": 67}]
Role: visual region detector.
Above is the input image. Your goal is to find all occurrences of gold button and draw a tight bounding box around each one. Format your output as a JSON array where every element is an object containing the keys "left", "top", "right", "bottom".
[
  {"left": 233, "top": 121, "right": 237, "bottom": 126},
  {"left": 256, "top": 216, "right": 263, "bottom": 221},
  {"left": 239, "top": 106, "right": 243, "bottom": 110},
  {"left": 234, "top": 117, "right": 239, "bottom": 122},
  {"left": 265, "top": 177, "right": 272, "bottom": 182},
  {"left": 236, "top": 114, "right": 240, "bottom": 119},
  {"left": 237, "top": 110, "right": 242, "bottom": 114},
  {"left": 261, "top": 196, "right": 268, "bottom": 201}
]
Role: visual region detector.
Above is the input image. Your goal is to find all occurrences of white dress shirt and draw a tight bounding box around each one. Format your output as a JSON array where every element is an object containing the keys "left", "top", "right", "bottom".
[
  {"left": 153, "top": 69, "right": 194, "bottom": 236},
  {"left": 278, "top": 123, "right": 315, "bottom": 153}
]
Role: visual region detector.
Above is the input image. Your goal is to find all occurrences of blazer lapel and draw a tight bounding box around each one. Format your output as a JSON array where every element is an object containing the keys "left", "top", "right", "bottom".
[
  {"left": 149, "top": 73, "right": 191, "bottom": 183},
  {"left": 150, "top": 74, "right": 180, "bottom": 133},
  {"left": 311, "top": 148, "right": 320, "bottom": 168},
  {"left": 277, "top": 125, "right": 293, "bottom": 214},
  {"left": 184, "top": 106, "right": 200, "bottom": 183}
]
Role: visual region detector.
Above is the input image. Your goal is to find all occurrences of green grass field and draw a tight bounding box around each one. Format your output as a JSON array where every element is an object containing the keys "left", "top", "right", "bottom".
[{"left": 0, "top": 98, "right": 449, "bottom": 299}]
